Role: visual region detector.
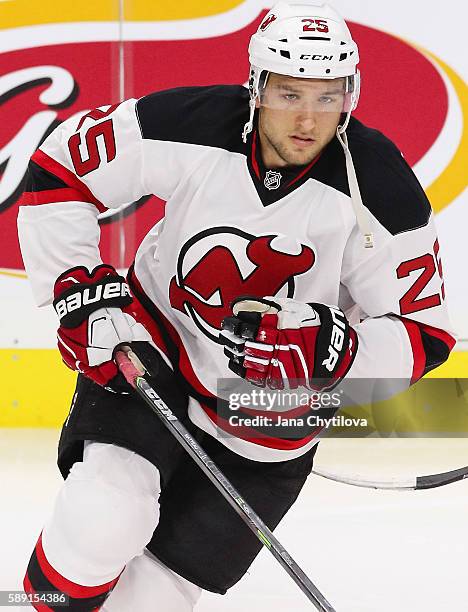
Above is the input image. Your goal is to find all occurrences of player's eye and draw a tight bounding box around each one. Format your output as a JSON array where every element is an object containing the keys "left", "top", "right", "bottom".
[
  {"left": 282, "top": 93, "right": 299, "bottom": 101},
  {"left": 318, "top": 96, "right": 334, "bottom": 104}
]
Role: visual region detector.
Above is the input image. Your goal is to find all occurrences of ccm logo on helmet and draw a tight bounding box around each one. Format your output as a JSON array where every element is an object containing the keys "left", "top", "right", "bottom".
[
  {"left": 54, "top": 282, "right": 131, "bottom": 319},
  {"left": 300, "top": 54, "right": 333, "bottom": 61},
  {"left": 322, "top": 306, "right": 347, "bottom": 372}
]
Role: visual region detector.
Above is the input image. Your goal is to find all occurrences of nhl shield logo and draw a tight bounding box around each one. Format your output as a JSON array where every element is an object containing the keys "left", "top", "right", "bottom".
[{"left": 264, "top": 170, "right": 282, "bottom": 190}]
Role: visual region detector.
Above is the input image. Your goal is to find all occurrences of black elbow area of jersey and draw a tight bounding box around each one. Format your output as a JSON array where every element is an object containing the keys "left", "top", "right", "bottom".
[
  {"left": 25, "top": 160, "right": 68, "bottom": 192},
  {"left": 421, "top": 330, "right": 452, "bottom": 374}
]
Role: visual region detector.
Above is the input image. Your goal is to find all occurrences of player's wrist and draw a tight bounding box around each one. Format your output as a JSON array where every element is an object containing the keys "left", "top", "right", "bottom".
[
  {"left": 306, "top": 302, "right": 357, "bottom": 385},
  {"left": 53, "top": 264, "right": 133, "bottom": 327}
]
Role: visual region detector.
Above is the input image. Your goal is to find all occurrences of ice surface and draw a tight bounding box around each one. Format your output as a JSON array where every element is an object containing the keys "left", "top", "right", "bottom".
[{"left": 2, "top": 431, "right": 467, "bottom": 611}]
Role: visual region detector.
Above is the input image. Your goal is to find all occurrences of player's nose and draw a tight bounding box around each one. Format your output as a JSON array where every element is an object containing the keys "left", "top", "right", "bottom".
[{"left": 295, "top": 111, "right": 317, "bottom": 131}]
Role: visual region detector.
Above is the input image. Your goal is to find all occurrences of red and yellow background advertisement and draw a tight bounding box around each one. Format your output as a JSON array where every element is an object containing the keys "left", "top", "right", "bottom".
[{"left": 1, "top": 1, "right": 467, "bottom": 425}]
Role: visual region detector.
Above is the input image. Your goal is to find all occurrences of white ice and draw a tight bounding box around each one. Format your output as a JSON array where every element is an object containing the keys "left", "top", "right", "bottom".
[{"left": 1, "top": 431, "right": 467, "bottom": 611}]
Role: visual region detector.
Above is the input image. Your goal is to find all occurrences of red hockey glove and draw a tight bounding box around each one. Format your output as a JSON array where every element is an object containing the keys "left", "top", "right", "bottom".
[
  {"left": 53, "top": 264, "right": 152, "bottom": 391},
  {"left": 220, "top": 296, "right": 358, "bottom": 391}
]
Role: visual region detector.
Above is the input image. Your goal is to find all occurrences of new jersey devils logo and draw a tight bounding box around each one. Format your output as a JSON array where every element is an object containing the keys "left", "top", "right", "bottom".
[
  {"left": 260, "top": 14, "right": 277, "bottom": 31},
  {"left": 169, "top": 227, "right": 315, "bottom": 343}
]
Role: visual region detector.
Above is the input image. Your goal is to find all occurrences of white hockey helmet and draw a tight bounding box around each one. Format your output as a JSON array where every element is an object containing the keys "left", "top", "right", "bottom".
[{"left": 243, "top": 1, "right": 360, "bottom": 141}]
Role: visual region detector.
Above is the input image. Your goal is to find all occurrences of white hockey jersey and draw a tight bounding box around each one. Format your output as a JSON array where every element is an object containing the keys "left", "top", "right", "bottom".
[{"left": 17, "top": 85, "right": 455, "bottom": 461}]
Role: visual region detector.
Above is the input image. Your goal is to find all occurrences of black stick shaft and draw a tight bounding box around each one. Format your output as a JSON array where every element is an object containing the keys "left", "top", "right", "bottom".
[{"left": 116, "top": 350, "right": 336, "bottom": 612}]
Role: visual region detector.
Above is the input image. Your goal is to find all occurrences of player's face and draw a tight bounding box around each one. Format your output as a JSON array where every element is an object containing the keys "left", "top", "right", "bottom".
[{"left": 257, "top": 73, "right": 345, "bottom": 168}]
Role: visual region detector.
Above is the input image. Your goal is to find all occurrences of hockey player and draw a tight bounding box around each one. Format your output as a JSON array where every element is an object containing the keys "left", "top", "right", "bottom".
[{"left": 18, "top": 2, "right": 455, "bottom": 610}]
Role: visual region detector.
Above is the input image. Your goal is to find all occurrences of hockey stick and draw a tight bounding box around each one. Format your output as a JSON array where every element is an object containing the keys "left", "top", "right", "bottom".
[
  {"left": 311, "top": 465, "right": 468, "bottom": 491},
  {"left": 115, "top": 347, "right": 336, "bottom": 612}
]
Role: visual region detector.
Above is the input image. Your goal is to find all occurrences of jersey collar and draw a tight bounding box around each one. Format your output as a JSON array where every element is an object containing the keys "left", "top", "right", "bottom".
[{"left": 247, "top": 128, "right": 321, "bottom": 206}]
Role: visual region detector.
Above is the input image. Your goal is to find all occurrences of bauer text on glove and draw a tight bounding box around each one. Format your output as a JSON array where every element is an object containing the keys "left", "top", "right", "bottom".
[{"left": 53, "top": 264, "right": 152, "bottom": 390}]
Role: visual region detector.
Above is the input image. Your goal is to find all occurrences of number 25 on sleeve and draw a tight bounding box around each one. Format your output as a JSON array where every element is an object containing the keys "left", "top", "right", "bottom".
[{"left": 397, "top": 240, "right": 444, "bottom": 315}]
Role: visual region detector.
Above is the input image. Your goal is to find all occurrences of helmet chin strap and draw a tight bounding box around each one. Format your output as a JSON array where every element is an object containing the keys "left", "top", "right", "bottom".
[
  {"left": 243, "top": 68, "right": 267, "bottom": 143},
  {"left": 242, "top": 99, "right": 256, "bottom": 143},
  {"left": 335, "top": 72, "right": 373, "bottom": 248},
  {"left": 336, "top": 117, "right": 374, "bottom": 248},
  {"left": 330, "top": 71, "right": 373, "bottom": 249}
]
